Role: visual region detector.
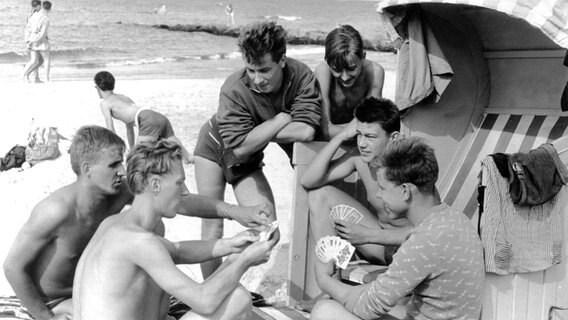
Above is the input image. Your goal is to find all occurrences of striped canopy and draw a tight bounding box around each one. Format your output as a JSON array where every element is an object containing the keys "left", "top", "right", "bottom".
[{"left": 376, "top": 0, "right": 568, "bottom": 49}]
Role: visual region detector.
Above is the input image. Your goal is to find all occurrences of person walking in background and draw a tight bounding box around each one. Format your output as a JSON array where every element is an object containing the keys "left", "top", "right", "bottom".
[
  {"left": 315, "top": 25, "right": 385, "bottom": 140},
  {"left": 23, "top": 1, "right": 52, "bottom": 82},
  {"left": 23, "top": 0, "right": 44, "bottom": 83}
]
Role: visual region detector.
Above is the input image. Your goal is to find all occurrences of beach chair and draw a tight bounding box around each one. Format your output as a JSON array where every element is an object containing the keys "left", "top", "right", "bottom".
[
  {"left": 439, "top": 110, "right": 568, "bottom": 320},
  {"left": 285, "top": 109, "right": 568, "bottom": 319}
]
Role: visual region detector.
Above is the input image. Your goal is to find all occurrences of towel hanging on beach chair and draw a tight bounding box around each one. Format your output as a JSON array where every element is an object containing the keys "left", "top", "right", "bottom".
[{"left": 480, "top": 156, "right": 566, "bottom": 274}]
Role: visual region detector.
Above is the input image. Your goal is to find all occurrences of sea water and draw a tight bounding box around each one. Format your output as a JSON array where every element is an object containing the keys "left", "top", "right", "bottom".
[{"left": 0, "top": 0, "right": 396, "bottom": 81}]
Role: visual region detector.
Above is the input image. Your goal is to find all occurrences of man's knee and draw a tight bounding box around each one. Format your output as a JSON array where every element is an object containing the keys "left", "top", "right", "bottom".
[
  {"left": 308, "top": 186, "right": 335, "bottom": 206},
  {"left": 311, "top": 299, "right": 343, "bottom": 320},
  {"left": 229, "top": 285, "right": 252, "bottom": 320}
]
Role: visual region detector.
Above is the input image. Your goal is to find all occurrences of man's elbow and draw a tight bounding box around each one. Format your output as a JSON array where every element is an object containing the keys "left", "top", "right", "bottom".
[
  {"left": 295, "top": 126, "right": 316, "bottom": 142},
  {"left": 3, "top": 260, "right": 20, "bottom": 284}
]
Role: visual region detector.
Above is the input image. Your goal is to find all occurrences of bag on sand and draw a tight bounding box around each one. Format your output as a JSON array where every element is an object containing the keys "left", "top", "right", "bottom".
[
  {"left": 0, "top": 145, "right": 27, "bottom": 172},
  {"left": 25, "top": 127, "right": 61, "bottom": 166}
]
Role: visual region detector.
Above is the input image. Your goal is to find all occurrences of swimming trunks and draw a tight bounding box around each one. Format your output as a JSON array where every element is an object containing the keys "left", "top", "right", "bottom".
[
  {"left": 45, "top": 296, "right": 70, "bottom": 309},
  {"left": 194, "top": 116, "right": 264, "bottom": 185},
  {"left": 135, "top": 109, "right": 175, "bottom": 139}
]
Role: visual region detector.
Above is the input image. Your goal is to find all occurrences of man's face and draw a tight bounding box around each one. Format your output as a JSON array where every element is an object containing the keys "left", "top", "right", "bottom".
[
  {"left": 87, "top": 144, "right": 125, "bottom": 195},
  {"left": 356, "top": 121, "right": 392, "bottom": 163},
  {"left": 155, "top": 160, "right": 189, "bottom": 218},
  {"left": 329, "top": 56, "right": 363, "bottom": 88},
  {"left": 244, "top": 53, "right": 285, "bottom": 94},
  {"left": 375, "top": 167, "right": 407, "bottom": 219}
]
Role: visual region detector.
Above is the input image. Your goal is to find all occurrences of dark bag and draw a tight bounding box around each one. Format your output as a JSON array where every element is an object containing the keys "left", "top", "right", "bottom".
[
  {"left": 493, "top": 144, "right": 568, "bottom": 206},
  {"left": 0, "top": 145, "right": 27, "bottom": 172}
]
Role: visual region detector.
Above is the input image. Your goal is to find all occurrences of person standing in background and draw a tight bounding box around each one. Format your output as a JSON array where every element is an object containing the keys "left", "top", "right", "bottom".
[
  {"left": 225, "top": 4, "right": 235, "bottom": 26},
  {"left": 24, "top": 0, "right": 44, "bottom": 83},
  {"left": 23, "top": 1, "right": 52, "bottom": 82}
]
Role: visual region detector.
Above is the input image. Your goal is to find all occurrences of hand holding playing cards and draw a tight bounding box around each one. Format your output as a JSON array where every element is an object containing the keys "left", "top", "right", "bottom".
[
  {"left": 229, "top": 203, "right": 271, "bottom": 228},
  {"left": 314, "top": 258, "right": 336, "bottom": 278},
  {"left": 224, "top": 231, "right": 259, "bottom": 254},
  {"left": 334, "top": 220, "right": 375, "bottom": 245},
  {"left": 240, "top": 233, "right": 277, "bottom": 267},
  {"left": 315, "top": 236, "right": 356, "bottom": 269}
]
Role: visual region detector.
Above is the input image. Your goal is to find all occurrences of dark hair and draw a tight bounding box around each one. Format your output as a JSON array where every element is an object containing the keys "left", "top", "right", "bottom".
[
  {"left": 324, "top": 25, "right": 364, "bottom": 71},
  {"left": 126, "top": 140, "right": 183, "bottom": 194},
  {"left": 238, "top": 21, "right": 287, "bottom": 65},
  {"left": 70, "top": 126, "right": 125, "bottom": 175},
  {"left": 378, "top": 137, "right": 438, "bottom": 194},
  {"left": 94, "top": 71, "right": 115, "bottom": 91},
  {"left": 354, "top": 97, "right": 400, "bottom": 134},
  {"left": 31, "top": 0, "right": 41, "bottom": 7},
  {"left": 42, "top": 1, "right": 52, "bottom": 10}
]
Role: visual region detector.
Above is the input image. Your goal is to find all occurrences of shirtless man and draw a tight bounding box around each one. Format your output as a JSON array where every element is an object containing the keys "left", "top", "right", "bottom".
[
  {"left": 315, "top": 25, "right": 385, "bottom": 140},
  {"left": 74, "top": 140, "right": 276, "bottom": 320},
  {"left": 94, "top": 70, "right": 193, "bottom": 163},
  {"left": 3, "top": 126, "right": 270, "bottom": 320},
  {"left": 296, "top": 97, "right": 412, "bottom": 311}
]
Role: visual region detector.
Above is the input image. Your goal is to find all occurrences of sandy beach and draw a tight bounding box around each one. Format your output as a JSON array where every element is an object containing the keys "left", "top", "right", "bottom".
[{"left": 0, "top": 62, "right": 396, "bottom": 304}]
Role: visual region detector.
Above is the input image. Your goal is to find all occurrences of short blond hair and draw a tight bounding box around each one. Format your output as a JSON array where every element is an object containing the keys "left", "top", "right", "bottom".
[{"left": 126, "top": 140, "right": 183, "bottom": 194}]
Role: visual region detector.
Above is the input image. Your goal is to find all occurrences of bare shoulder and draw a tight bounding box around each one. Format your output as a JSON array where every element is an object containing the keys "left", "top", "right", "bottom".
[
  {"left": 364, "top": 60, "right": 385, "bottom": 81},
  {"left": 26, "top": 183, "right": 77, "bottom": 231},
  {"left": 315, "top": 62, "right": 331, "bottom": 77}
]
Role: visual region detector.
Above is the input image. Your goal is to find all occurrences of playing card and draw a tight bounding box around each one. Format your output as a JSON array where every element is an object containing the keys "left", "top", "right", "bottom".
[
  {"left": 259, "top": 221, "right": 279, "bottom": 241},
  {"left": 343, "top": 206, "right": 363, "bottom": 224}
]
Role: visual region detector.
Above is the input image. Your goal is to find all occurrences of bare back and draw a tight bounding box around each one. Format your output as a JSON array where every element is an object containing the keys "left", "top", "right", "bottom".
[
  {"left": 101, "top": 93, "right": 139, "bottom": 125},
  {"left": 74, "top": 215, "right": 170, "bottom": 320}
]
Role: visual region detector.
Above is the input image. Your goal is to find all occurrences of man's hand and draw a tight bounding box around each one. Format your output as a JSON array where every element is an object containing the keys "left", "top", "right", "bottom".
[
  {"left": 239, "top": 233, "right": 278, "bottom": 267},
  {"left": 228, "top": 203, "right": 271, "bottom": 228},
  {"left": 223, "top": 232, "right": 259, "bottom": 254},
  {"left": 338, "top": 119, "right": 357, "bottom": 142},
  {"left": 51, "top": 313, "right": 72, "bottom": 320},
  {"left": 334, "top": 220, "right": 376, "bottom": 245},
  {"left": 274, "top": 112, "right": 292, "bottom": 126},
  {"left": 314, "top": 259, "right": 336, "bottom": 278}
]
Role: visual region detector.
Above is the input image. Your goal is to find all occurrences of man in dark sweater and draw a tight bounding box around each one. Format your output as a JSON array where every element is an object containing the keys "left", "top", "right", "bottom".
[{"left": 194, "top": 21, "right": 322, "bottom": 278}]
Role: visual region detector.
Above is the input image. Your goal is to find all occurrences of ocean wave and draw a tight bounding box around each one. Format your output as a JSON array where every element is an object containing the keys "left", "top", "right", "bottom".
[
  {"left": 0, "top": 47, "right": 127, "bottom": 64},
  {"left": 0, "top": 51, "right": 27, "bottom": 64},
  {"left": 71, "top": 51, "right": 242, "bottom": 69}
]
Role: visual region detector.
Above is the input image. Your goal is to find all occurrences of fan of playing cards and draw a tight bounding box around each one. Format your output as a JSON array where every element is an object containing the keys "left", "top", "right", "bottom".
[
  {"left": 315, "top": 235, "right": 356, "bottom": 269},
  {"left": 329, "top": 204, "right": 364, "bottom": 224}
]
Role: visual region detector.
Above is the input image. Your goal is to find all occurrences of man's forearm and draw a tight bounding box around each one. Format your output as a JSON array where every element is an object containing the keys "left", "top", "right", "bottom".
[
  {"left": 6, "top": 272, "right": 54, "bottom": 320},
  {"left": 232, "top": 115, "right": 290, "bottom": 158},
  {"left": 301, "top": 135, "right": 345, "bottom": 188},
  {"left": 172, "top": 240, "right": 228, "bottom": 264},
  {"left": 177, "top": 194, "right": 231, "bottom": 219},
  {"left": 370, "top": 228, "right": 411, "bottom": 246},
  {"left": 272, "top": 122, "right": 315, "bottom": 143}
]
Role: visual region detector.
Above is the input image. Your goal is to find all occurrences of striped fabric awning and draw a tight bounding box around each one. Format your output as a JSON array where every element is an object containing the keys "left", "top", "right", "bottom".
[
  {"left": 376, "top": 0, "right": 568, "bottom": 49},
  {"left": 441, "top": 112, "right": 568, "bottom": 217}
]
